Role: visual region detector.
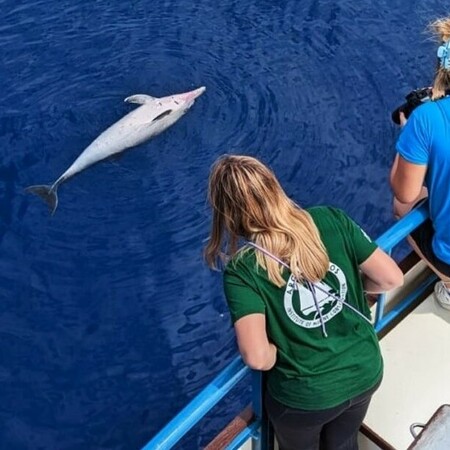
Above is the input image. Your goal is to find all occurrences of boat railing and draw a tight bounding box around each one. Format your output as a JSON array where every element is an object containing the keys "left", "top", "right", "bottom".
[{"left": 142, "top": 202, "right": 434, "bottom": 450}]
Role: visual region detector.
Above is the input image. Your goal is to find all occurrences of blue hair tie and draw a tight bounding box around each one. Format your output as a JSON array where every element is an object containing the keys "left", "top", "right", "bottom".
[{"left": 437, "top": 40, "right": 450, "bottom": 70}]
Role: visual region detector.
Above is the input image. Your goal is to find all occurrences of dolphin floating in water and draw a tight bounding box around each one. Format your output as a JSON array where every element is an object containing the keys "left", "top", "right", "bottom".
[{"left": 26, "top": 86, "right": 206, "bottom": 214}]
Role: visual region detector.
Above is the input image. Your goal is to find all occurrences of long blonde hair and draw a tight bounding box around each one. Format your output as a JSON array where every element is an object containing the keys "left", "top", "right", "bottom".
[
  {"left": 204, "top": 155, "right": 329, "bottom": 287},
  {"left": 429, "top": 17, "right": 450, "bottom": 98}
]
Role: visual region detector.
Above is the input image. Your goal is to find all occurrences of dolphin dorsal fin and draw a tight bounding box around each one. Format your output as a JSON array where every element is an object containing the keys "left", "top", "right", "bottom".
[{"left": 124, "top": 94, "right": 156, "bottom": 105}]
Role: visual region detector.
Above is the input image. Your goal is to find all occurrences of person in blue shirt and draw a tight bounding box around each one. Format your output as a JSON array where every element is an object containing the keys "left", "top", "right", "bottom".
[{"left": 390, "top": 17, "right": 450, "bottom": 308}]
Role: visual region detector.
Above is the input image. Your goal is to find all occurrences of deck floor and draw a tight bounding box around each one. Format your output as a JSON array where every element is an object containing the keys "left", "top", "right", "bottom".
[{"left": 362, "top": 290, "right": 450, "bottom": 449}]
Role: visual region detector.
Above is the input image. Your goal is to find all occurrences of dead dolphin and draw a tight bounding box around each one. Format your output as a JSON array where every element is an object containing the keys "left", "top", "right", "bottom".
[{"left": 26, "top": 86, "right": 206, "bottom": 214}]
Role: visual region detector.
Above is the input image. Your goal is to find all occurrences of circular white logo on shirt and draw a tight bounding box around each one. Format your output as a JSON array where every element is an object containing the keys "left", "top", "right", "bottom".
[{"left": 283, "top": 263, "right": 347, "bottom": 329}]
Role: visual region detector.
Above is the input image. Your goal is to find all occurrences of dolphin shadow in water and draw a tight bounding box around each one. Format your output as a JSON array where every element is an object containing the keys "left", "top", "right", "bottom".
[{"left": 25, "top": 86, "right": 206, "bottom": 215}]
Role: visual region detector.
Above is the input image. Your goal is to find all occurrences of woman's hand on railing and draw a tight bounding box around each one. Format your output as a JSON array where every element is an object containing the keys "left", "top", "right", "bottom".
[{"left": 360, "top": 249, "right": 404, "bottom": 294}]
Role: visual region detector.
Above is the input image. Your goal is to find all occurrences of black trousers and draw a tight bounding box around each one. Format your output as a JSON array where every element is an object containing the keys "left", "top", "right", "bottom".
[{"left": 265, "top": 381, "right": 380, "bottom": 450}]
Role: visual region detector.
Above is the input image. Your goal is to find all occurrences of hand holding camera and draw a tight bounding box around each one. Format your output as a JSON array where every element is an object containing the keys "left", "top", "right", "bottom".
[{"left": 391, "top": 87, "right": 433, "bottom": 125}]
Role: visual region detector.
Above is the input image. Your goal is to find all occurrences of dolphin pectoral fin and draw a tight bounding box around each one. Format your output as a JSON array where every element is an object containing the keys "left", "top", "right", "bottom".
[
  {"left": 107, "top": 159, "right": 135, "bottom": 174},
  {"left": 25, "top": 184, "right": 59, "bottom": 215},
  {"left": 107, "top": 154, "right": 123, "bottom": 162},
  {"left": 106, "top": 153, "right": 127, "bottom": 166},
  {"left": 124, "top": 94, "right": 156, "bottom": 105}
]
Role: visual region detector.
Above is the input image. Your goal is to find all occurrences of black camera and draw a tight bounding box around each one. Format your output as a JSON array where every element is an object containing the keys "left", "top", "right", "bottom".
[{"left": 391, "top": 87, "right": 433, "bottom": 124}]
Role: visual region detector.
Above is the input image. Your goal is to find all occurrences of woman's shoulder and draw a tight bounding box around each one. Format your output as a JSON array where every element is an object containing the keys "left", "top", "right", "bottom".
[
  {"left": 306, "top": 205, "right": 348, "bottom": 223},
  {"left": 306, "top": 206, "right": 356, "bottom": 238},
  {"left": 412, "top": 98, "right": 445, "bottom": 120},
  {"left": 225, "top": 247, "right": 257, "bottom": 274}
]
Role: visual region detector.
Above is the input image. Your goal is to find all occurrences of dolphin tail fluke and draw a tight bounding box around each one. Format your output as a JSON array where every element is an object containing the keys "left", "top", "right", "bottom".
[{"left": 25, "top": 184, "right": 59, "bottom": 215}]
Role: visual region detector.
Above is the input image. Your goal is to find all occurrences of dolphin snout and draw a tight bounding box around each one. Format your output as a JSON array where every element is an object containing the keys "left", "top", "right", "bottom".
[{"left": 183, "top": 86, "right": 206, "bottom": 103}]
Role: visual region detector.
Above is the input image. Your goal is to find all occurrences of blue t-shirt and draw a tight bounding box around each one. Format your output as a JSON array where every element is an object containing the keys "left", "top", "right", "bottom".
[{"left": 396, "top": 97, "right": 450, "bottom": 263}]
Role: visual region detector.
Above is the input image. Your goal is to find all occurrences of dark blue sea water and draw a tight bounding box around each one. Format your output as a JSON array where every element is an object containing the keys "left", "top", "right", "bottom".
[{"left": 0, "top": 1, "right": 446, "bottom": 449}]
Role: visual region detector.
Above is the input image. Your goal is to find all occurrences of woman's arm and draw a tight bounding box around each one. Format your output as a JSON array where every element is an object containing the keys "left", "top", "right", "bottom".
[
  {"left": 390, "top": 154, "right": 427, "bottom": 204},
  {"left": 234, "top": 313, "right": 277, "bottom": 371},
  {"left": 360, "top": 248, "right": 404, "bottom": 293}
]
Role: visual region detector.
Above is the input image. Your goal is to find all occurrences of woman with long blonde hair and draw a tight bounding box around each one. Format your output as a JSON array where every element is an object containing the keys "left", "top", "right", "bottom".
[
  {"left": 206, "top": 155, "right": 402, "bottom": 450},
  {"left": 391, "top": 16, "right": 450, "bottom": 310}
]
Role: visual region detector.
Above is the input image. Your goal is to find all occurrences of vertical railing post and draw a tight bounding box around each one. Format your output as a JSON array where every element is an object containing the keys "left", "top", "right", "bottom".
[
  {"left": 374, "top": 249, "right": 391, "bottom": 327},
  {"left": 251, "top": 370, "right": 262, "bottom": 450},
  {"left": 251, "top": 370, "right": 263, "bottom": 419},
  {"left": 252, "top": 371, "right": 274, "bottom": 450},
  {"left": 374, "top": 292, "right": 386, "bottom": 326}
]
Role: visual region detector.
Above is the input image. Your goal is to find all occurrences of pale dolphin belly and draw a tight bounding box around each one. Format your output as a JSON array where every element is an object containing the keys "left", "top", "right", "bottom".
[{"left": 61, "top": 115, "right": 153, "bottom": 180}]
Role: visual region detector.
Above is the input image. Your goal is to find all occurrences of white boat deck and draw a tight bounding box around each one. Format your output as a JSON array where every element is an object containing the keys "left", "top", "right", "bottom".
[{"left": 361, "top": 267, "right": 450, "bottom": 450}]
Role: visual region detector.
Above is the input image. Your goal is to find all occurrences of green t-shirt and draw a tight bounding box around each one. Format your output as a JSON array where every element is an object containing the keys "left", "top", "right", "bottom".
[{"left": 224, "top": 206, "right": 383, "bottom": 410}]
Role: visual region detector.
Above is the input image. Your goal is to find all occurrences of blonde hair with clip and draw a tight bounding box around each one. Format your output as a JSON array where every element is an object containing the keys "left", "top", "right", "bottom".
[
  {"left": 205, "top": 155, "right": 329, "bottom": 287},
  {"left": 429, "top": 17, "right": 450, "bottom": 98}
]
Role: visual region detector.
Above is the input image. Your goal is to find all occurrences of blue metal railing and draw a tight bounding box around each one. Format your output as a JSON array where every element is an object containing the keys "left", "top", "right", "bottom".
[
  {"left": 375, "top": 203, "right": 429, "bottom": 251},
  {"left": 143, "top": 203, "right": 433, "bottom": 450},
  {"left": 142, "top": 356, "right": 249, "bottom": 450},
  {"left": 374, "top": 202, "right": 433, "bottom": 327}
]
